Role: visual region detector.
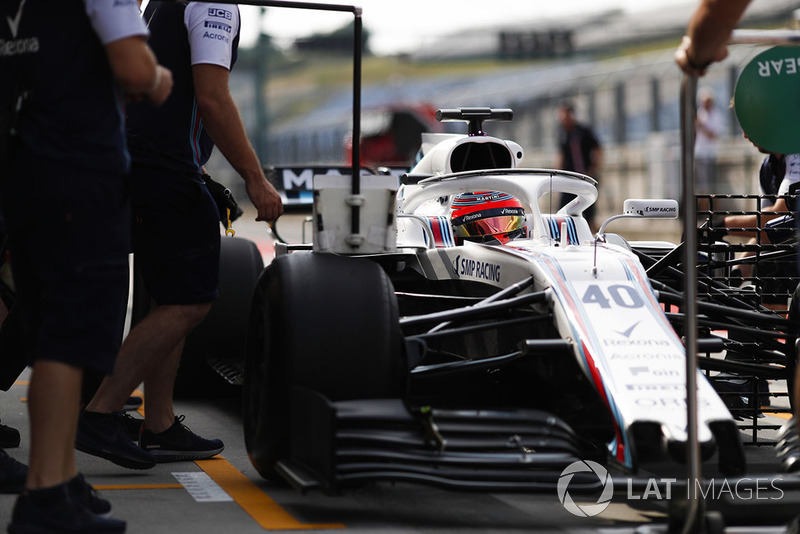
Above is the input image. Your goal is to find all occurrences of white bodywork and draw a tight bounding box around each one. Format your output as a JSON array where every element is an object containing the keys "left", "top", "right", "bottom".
[{"left": 392, "top": 131, "right": 732, "bottom": 468}]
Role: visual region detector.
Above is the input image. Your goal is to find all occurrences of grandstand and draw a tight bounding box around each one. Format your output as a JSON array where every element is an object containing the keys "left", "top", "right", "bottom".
[{"left": 209, "top": 0, "right": 797, "bottom": 241}]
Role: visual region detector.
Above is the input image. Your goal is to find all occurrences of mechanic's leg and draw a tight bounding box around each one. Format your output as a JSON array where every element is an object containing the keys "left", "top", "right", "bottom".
[
  {"left": 26, "top": 360, "right": 81, "bottom": 489},
  {"left": 143, "top": 302, "right": 212, "bottom": 432},
  {"left": 86, "top": 302, "right": 210, "bottom": 415},
  {"left": 142, "top": 340, "right": 183, "bottom": 433}
]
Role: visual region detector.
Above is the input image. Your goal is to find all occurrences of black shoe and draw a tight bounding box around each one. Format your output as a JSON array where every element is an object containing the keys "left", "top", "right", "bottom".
[
  {"left": 0, "top": 449, "right": 26, "bottom": 494},
  {"left": 139, "top": 415, "right": 223, "bottom": 462},
  {"left": 68, "top": 474, "right": 111, "bottom": 517},
  {"left": 76, "top": 410, "right": 155, "bottom": 470},
  {"left": 113, "top": 411, "right": 143, "bottom": 442},
  {"left": 8, "top": 483, "right": 125, "bottom": 534},
  {"left": 0, "top": 422, "right": 20, "bottom": 448}
]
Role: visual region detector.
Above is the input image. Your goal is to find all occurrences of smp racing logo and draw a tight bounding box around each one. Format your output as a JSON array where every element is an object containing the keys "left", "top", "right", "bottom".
[
  {"left": 557, "top": 460, "right": 613, "bottom": 517},
  {"left": 452, "top": 255, "right": 501, "bottom": 283}
]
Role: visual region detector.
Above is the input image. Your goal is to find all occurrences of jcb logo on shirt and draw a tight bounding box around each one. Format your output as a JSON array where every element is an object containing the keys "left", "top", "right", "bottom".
[{"left": 208, "top": 8, "right": 232, "bottom": 20}]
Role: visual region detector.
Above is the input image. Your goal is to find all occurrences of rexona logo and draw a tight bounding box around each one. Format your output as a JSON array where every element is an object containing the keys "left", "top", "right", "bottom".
[{"left": 557, "top": 460, "right": 613, "bottom": 517}]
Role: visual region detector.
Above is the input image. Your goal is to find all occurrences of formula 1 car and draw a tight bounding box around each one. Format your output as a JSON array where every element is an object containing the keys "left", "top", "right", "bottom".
[{"left": 240, "top": 107, "right": 796, "bottom": 493}]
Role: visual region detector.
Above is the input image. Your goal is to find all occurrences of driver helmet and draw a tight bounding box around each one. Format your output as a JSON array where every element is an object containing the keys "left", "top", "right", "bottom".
[{"left": 450, "top": 191, "right": 526, "bottom": 244}]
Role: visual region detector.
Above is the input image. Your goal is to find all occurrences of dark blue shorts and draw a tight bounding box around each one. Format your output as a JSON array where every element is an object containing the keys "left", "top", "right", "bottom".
[
  {"left": 1, "top": 154, "right": 131, "bottom": 375},
  {"left": 130, "top": 163, "right": 220, "bottom": 306}
]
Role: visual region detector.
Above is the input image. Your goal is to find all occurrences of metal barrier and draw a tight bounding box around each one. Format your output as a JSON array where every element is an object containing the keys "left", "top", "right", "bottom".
[{"left": 678, "top": 28, "right": 800, "bottom": 534}]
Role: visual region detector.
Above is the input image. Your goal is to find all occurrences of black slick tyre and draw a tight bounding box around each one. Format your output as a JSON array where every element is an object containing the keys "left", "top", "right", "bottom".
[{"left": 243, "top": 252, "right": 403, "bottom": 480}]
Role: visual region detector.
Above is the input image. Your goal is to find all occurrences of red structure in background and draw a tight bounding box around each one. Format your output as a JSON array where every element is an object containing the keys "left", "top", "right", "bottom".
[{"left": 345, "top": 104, "right": 444, "bottom": 169}]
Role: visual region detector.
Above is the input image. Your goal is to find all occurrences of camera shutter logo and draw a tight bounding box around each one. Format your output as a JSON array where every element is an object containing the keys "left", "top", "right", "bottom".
[{"left": 557, "top": 460, "right": 614, "bottom": 517}]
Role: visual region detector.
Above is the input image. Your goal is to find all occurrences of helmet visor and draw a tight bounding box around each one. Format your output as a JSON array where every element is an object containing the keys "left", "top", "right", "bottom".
[{"left": 454, "top": 215, "right": 524, "bottom": 238}]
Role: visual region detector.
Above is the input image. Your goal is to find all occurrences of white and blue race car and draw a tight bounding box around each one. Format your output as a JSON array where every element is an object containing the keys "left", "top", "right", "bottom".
[{"left": 237, "top": 107, "right": 795, "bottom": 493}]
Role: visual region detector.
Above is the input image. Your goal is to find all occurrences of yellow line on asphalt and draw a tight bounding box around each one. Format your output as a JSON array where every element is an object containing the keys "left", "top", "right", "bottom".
[
  {"left": 14, "top": 380, "right": 28, "bottom": 403},
  {"left": 133, "top": 388, "right": 145, "bottom": 418},
  {"left": 765, "top": 412, "right": 793, "bottom": 420},
  {"left": 11, "top": 384, "right": 341, "bottom": 529},
  {"left": 196, "top": 458, "right": 345, "bottom": 531}
]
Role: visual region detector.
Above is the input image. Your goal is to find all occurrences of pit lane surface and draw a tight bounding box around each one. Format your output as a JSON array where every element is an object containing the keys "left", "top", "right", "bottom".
[
  {"left": 0, "top": 377, "right": 797, "bottom": 534},
  {"left": 1, "top": 212, "right": 798, "bottom": 533}
]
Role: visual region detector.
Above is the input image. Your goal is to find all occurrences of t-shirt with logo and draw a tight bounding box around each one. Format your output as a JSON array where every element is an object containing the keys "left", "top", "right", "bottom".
[
  {"left": 126, "top": 1, "right": 240, "bottom": 174},
  {"left": 0, "top": 0, "right": 147, "bottom": 172}
]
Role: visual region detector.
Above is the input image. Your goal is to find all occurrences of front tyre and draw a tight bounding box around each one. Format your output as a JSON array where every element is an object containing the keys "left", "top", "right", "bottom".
[{"left": 243, "top": 252, "right": 403, "bottom": 480}]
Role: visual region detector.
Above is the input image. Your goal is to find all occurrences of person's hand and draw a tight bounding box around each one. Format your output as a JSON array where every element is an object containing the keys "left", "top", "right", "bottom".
[
  {"left": 246, "top": 177, "right": 284, "bottom": 222},
  {"left": 145, "top": 66, "right": 173, "bottom": 106},
  {"left": 675, "top": 36, "right": 728, "bottom": 76}
]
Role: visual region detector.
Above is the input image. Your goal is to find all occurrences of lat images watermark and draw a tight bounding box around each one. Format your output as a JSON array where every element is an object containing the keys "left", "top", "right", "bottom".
[
  {"left": 557, "top": 460, "right": 614, "bottom": 517},
  {"left": 557, "top": 461, "right": 785, "bottom": 518}
]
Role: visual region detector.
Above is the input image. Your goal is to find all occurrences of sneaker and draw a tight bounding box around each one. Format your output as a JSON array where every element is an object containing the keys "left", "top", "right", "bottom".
[
  {"left": 68, "top": 474, "right": 111, "bottom": 518},
  {"left": 139, "top": 415, "right": 223, "bottom": 462},
  {"left": 8, "top": 483, "right": 125, "bottom": 534},
  {"left": 76, "top": 410, "right": 156, "bottom": 470},
  {"left": 113, "top": 411, "right": 143, "bottom": 442},
  {"left": 0, "top": 449, "right": 26, "bottom": 494},
  {"left": 0, "top": 422, "right": 20, "bottom": 448}
]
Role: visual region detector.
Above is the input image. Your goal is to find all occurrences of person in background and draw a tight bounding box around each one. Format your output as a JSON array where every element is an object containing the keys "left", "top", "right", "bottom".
[
  {"left": 0, "top": 0, "right": 172, "bottom": 532},
  {"left": 711, "top": 149, "right": 800, "bottom": 305},
  {"left": 723, "top": 149, "right": 800, "bottom": 243},
  {"left": 694, "top": 86, "right": 723, "bottom": 215},
  {"left": 76, "top": 1, "right": 283, "bottom": 470},
  {"left": 555, "top": 100, "right": 603, "bottom": 232}
]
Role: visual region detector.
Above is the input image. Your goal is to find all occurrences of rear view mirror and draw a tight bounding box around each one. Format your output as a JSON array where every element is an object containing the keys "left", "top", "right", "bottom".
[
  {"left": 622, "top": 199, "right": 679, "bottom": 218},
  {"left": 598, "top": 199, "right": 679, "bottom": 234}
]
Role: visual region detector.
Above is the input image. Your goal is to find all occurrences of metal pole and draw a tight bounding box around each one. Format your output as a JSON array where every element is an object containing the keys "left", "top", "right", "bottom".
[
  {"left": 204, "top": 0, "right": 360, "bottom": 13},
  {"left": 350, "top": 10, "right": 362, "bottom": 244},
  {"left": 254, "top": 8, "right": 269, "bottom": 163},
  {"left": 728, "top": 29, "right": 800, "bottom": 44},
  {"left": 679, "top": 72, "right": 702, "bottom": 534},
  {"left": 205, "top": 0, "right": 364, "bottom": 247}
]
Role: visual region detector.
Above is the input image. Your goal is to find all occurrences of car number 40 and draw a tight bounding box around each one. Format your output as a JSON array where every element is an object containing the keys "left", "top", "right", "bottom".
[{"left": 581, "top": 284, "right": 644, "bottom": 309}]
